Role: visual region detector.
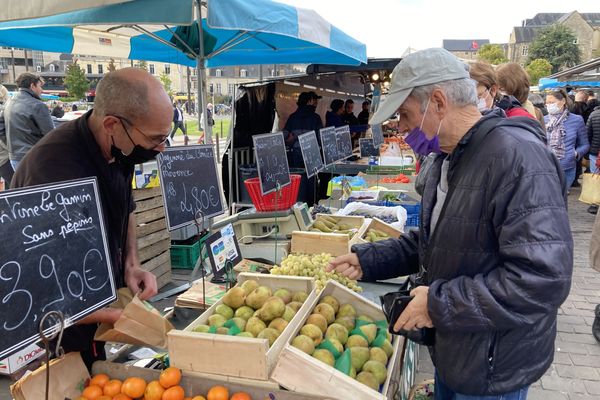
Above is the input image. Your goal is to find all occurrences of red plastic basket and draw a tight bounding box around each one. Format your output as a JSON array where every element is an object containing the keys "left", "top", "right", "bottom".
[{"left": 244, "top": 174, "right": 301, "bottom": 211}]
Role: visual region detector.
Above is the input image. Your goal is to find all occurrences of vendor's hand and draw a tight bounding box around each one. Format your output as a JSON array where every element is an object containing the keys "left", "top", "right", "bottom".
[
  {"left": 76, "top": 308, "right": 122, "bottom": 325},
  {"left": 326, "top": 253, "right": 363, "bottom": 280},
  {"left": 124, "top": 267, "right": 158, "bottom": 301},
  {"left": 393, "top": 286, "right": 433, "bottom": 332}
]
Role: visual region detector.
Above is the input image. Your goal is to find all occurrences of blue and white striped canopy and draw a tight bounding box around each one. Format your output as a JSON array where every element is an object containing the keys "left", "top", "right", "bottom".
[{"left": 0, "top": 0, "right": 367, "bottom": 68}]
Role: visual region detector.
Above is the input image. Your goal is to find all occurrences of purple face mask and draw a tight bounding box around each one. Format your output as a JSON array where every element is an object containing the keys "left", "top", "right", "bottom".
[{"left": 403, "top": 98, "right": 442, "bottom": 156}]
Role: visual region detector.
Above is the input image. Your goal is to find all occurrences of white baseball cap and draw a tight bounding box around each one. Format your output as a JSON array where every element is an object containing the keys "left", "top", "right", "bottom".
[{"left": 370, "top": 48, "right": 470, "bottom": 125}]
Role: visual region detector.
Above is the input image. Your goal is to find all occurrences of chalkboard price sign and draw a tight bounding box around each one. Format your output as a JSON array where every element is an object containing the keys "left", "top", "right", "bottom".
[
  {"left": 320, "top": 127, "right": 338, "bottom": 166},
  {"left": 335, "top": 125, "right": 353, "bottom": 160},
  {"left": 359, "top": 138, "right": 380, "bottom": 157},
  {"left": 253, "top": 132, "right": 291, "bottom": 195},
  {"left": 157, "top": 145, "right": 225, "bottom": 231},
  {"left": 298, "top": 131, "right": 324, "bottom": 178},
  {"left": 0, "top": 178, "right": 116, "bottom": 359},
  {"left": 372, "top": 123, "right": 384, "bottom": 146}
]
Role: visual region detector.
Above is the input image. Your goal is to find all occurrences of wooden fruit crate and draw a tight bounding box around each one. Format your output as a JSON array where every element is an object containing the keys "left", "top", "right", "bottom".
[
  {"left": 167, "top": 273, "right": 318, "bottom": 380},
  {"left": 291, "top": 214, "right": 366, "bottom": 256},
  {"left": 355, "top": 217, "right": 403, "bottom": 245},
  {"left": 133, "top": 186, "right": 171, "bottom": 289},
  {"left": 271, "top": 280, "right": 404, "bottom": 400}
]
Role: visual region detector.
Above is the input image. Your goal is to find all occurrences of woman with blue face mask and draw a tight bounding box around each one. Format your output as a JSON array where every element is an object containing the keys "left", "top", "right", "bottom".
[
  {"left": 469, "top": 61, "right": 499, "bottom": 113},
  {"left": 545, "top": 89, "right": 589, "bottom": 192}
]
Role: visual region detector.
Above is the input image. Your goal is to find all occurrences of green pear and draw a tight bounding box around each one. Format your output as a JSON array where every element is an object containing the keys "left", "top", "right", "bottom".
[
  {"left": 256, "top": 297, "right": 286, "bottom": 322},
  {"left": 349, "top": 346, "right": 370, "bottom": 371},
  {"left": 362, "top": 360, "right": 387, "bottom": 385},
  {"left": 234, "top": 305, "right": 254, "bottom": 320},
  {"left": 245, "top": 286, "right": 272, "bottom": 309},
  {"left": 282, "top": 306, "right": 296, "bottom": 322},
  {"left": 192, "top": 324, "right": 210, "bottom": 333},
  {"left": 312, "top": 349, "right": 335, "bottom": 367},
  {"left": 346, "top": 334, "right": 368, "bottom": 348},
  {"left": 314, "top": 303, "right": 336, "bottom": 324},
  {"left": 300, "top": 324, "right": 323, "bottom": 345},
  {"left": 319, "top": 295, "right": 340, "bottom": 313},
  {"left": 369, "top": 347, "right": 388, "bottom": 365},
  {"left": 305, "top": 313, "right": 328, "bottom": 334},
  {"left": 328, "top": 338, "right": 344, "bottom": 355},
  {"left": 268, "top": 317, "right": 289, "bottom": 333},
  {"left": 222, "top": 287, "right": 246, "bottom": 309},
  {"left": 335, "top": 316, "right": 356, "bottom": 331},
  {"left": 245, "top": 316, "right": 267, "bottom": 337},
  {"left": 381, "top": 339, "right": 394, "bottom": 358},
  {"left": 350, "top": 366, "right": 357, "bottom": 379},
  {"left": 273, "top": 288, "right": 292, "bottom": 304},
  {"left": 356, "top": 371, "right": 379, "bottom": 390},
  {"left": 291, "top": 335, "right": 315, "bottom": 355},
  {"left": 337, "top": 304, "right": 357, "bottom": 318},
  {"left": 240, "top": 279, "right": 260, "bottom": 295},
  {"left": 287, "top": 301, "right": 303, "bottom": 312},
  {"left": 357, "top": 315, "right": 373, "bottom": 323},
  {"left": 325, "top": 323, "right": 349, "bottom": 345},
  {"left": 237, "top": 331, "right": 254, "bottom": 338},
  {"left": 359, "top": 324, "right": 377, "bottom": 344},
  {"left": 257, "top": 327, "right": 280, "bottom": 346},
  {"left": 216, "top": 327, "right": 230, "bottom": 335},
  {"left": 231, "top": 317, "right": 247, "bottom": 331},
  {"left": 292, "top": 291, "right": 308, "bottom": 303},
  {"left": 215, "top": 304, "right": 234, "bottom": 320},
  {"left": 208, "top": 314, "right": 227, "bottom": 328}
]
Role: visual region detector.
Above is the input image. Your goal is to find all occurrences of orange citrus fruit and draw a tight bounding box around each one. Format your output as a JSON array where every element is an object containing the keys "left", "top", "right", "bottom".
[
  {"left": 121, "top": 376, "right": 146, "bottom": 398},
  {"left": 74, "top": 397, "right": 88, "bottom": 400},
  {"left": 89, "top": 374, "right": 110, "bottom": 388},
  {"left": 95, "top": 396, "right": 111, "bottom": 400},
  {"left": 207, "top": 385, "right": 229, "bottom": 400},
  {"left": 102, "top": 379, "right": 122, "bottom": 397},
  {"left": 162, "top": 385, "right": 185, "bottom": 400},
  {"left": 159, "top": 367, "right": 182, "bottom": 389},
  {"left": 191, "top": 397, "right": 207, "bottom": 400},
  {"left": 112, "top": 394, "right": 132, "bottom": 400},
  {"left": 81, "top": 384, "right": 103, "bottom": 399},
  {"left": 231, "top": 392, "right": 252, "bottom": 400},
  {"left": 143, "top": 380, "right": 165, "bottom": 400}
]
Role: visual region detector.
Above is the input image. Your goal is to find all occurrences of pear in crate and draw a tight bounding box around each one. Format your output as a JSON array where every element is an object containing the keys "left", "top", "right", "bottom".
[
  {"left": 357, "top": 315, "right": 373, "bottom": 323},
  {"left": 335, "top": 316, "right": 356, "bottom": 331},
  {"left": 328, "top": 338, "right": 344, "bottom": 354},
  {"left": 245, "top": 317, "right": 266, "bottom": 337},
  {"left": 192, "top": 324, "right": 210, "bottom": 333},
  {"left": 319, "top": 295, "right": 340, "bottom": 313},
  {"left": 346, "top": 334, "right": 368, "bottom": 348},
  {"left": 257, "top": 327, "right": 280, "bottom": 346},
  {"left": 337, "top": 303, "right": 357, "bottom": 318},
  {"left": 314, "top": 303, "right": 335, "bottom": 324},
  {"left": 234, "top": 306, "right": 254, "bottom": 320},
  {"left": 305, "top": 313, "right": 328, "bottom": 334},
  {"left": 300, "top": 324, "right": 323, "bottom": 345},
  {"left": 273, "top": 288, "right": 292, "bottom": 304},
  {"left": 370, "top": 347, "right": 388, "bottom": 365},
  {"left": 362, "top": 360, "right": 387, "bottom": 385},
  {"left": 230, "top": 317, "right": 247, "bottom": 331},
  {"left": 282, "top": 306, "right": 296, "bottom": 322},
  {"left": 287, "top": 301, "right": 303, "bottom": 312},
  {"left": 237, "top": 331, "right": 254, "bottom": 338},
  {"left": 208, "top": 314, "right": 227, "bottom": 328},
  {"left": 256, "top": 297, "right": 285, "bottom": 322},
  {"left": 349, "top": 347, "right": 370, "bottom": 371},
  {"left": 326, "top": 323, "right": 349, "bottom": 345},
  {"left": 216, "top": 327, "right": 229, "bottom": 335},
  {"left": 292, "top": 335, "right": 315, "bottom": 355},
  {"left": 240, "top": 279, "right": 260, "bottom": 295},
  {"left": 215, "top": 304, "right": 234, "bottom": 320},
  {"left": 246, "top": 286, "right": 272, "bottom": 309},
  {"left": 356, "top": 371, "right": 379, "bottom": 390},
  {"left": 381, "top": 339, "right": 394, "bottom": 358},
  {"left": 222, "top": 287, "right": 246, "bottom": 309},
  {"left": 268, "top": 318, "right": 288, "bottom": 333},
  {"left": 359, "top": 324, "right": 377, "bottom": 344},
  {"left": 313, "top": 349, "right": 335, "bottom": 367},
  {"left": 292, "top": 290, "right": 308, "bottom": 303}
]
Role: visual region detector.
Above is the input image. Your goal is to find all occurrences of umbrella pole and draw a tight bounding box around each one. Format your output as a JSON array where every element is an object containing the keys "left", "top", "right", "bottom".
[{"left": 196, "top": 0, "right": 212, "bottom": 144}]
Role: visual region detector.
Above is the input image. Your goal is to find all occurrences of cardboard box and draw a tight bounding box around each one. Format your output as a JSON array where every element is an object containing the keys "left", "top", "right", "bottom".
[
  {"left": 168, "top": 273, "right": 318, "bottom": 380},
  {"left": 356, "top": 217, "right": 403, "bottom": 244},
  {"left": 271, "top": 280, "right": 404, "bottom": 400},
  {"left": 0, "top": 343, "right": 44, "bottom": 375}
]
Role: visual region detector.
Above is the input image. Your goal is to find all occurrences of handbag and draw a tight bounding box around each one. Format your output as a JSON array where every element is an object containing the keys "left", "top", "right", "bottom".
[
  {"left": 579, "top": 173, "right": 600, "bottom": 204},
  {"left": 380, "top": 289, "right": 436, "bottom": 346}
]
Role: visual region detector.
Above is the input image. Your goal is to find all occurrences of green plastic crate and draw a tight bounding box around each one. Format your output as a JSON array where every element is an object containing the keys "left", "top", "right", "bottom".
[{"left": 170, "top": 233, "right": 209, "bottom": 269}]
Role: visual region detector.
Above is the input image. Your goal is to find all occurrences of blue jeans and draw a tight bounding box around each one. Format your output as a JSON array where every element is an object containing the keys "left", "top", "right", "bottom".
[
  {"left": 563, "top": 167, "right": 576, "bottom": 192},
  {"left": 9, "top": 159, "right": 19, "bottom": 171},
  {"left": 435, "top": 371, "right": 529, "bottom": 400},
  {"left": 590, "top": 154, "right": 599, "bottom": 174}
]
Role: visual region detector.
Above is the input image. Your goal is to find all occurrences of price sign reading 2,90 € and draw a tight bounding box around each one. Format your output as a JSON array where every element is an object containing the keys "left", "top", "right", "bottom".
[{"left": 0, "top": 178, "right": 116, "bottom": 359}]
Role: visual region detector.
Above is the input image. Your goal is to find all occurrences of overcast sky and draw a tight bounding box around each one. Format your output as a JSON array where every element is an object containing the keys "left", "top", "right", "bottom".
[{"left": 278, "top": 0, "right": 597, "bottom": 58}]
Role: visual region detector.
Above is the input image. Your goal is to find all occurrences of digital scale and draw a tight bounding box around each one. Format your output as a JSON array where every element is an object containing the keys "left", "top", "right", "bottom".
[{"left": 212, "top": 203, "right": 313, "bottom": 264}]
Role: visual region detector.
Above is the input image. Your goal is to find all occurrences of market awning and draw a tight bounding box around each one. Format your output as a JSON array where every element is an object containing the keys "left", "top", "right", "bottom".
[
  {"left": 538, "top": 77, "right": 600, "bottom": 90},
  {"left": 0, "top": 0, "right": 133, "bottom": 22}
]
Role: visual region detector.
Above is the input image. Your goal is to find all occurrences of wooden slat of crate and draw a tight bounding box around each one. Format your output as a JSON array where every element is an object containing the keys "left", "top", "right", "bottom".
[
  {"left": 141, "top": 250, "right": 170, "bottom": 274},
  {"left": 156, "top": 268, "right": 172, "bottom": 290},
  {"left": 138, "top": 238, "right": 170, "bottom": 263},
  {"left": 134, "top": 196, "right": 164, "bottom": 213},
  {"left": 133, "top": 186, "right": 162, "bottom": 201},
  {"left": 136, "top": 218, "right": 168, "bottom": 238},
  {"left": 136, "top": 206, "right": 166, "bottom": 225},
  {"left": 137, "top": 229, "right": 170, "bottom": 250}
]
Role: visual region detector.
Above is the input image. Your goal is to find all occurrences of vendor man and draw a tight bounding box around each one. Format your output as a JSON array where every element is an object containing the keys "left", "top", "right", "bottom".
[
  {"left": 12, "top": 68, "right": 173, "bottom": 367},
  {"left": 328, "top": 49, "right": 572, "bottom": 398}
]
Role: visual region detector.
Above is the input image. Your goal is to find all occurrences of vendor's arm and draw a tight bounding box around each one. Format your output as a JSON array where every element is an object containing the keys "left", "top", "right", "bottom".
[
  {"left": 123, "top": 213, "right": 158, "bottom": 300},
  {"left": 427, "top": 142, "right": 572, "bottom": 332}
]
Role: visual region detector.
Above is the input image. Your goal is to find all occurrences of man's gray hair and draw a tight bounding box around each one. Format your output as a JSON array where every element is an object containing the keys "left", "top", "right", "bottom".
[
  {"left": 410, "top": 78, "right": 477, "bottom": 112},
  {"left": 94, "top": 72, "right": 150, "bottom": 121}
]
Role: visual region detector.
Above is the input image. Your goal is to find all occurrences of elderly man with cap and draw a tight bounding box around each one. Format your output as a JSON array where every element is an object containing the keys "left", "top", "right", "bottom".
[
  {"left": 328, "top": 48, "right": 572, "bottom": 398},
  {"left": 283, "top": 91, "right": 323, "bottom": 168}
]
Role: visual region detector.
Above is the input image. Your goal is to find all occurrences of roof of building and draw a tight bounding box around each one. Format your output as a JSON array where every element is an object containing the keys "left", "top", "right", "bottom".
[
  {"left": 442, "top": 39, "right": 490, "bottom": 51},
  {"left": 513, "top": 26, "right": 542, "bottom": 43},
  {"left": 524, "top": 12, "right": 600, "bottom": 27}
]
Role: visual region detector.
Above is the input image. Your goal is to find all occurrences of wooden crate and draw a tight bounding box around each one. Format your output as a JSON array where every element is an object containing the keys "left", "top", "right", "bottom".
[
  {"left": 271, "top": 280, "right": 404, "bottom": 400},
  {"left": 356, "top": 217, "right": 403, "bottom": 244},
  {"left": 133, "top": 186, "right": 171, "bottom": 289},
  {"left": 291, "top": 215, "right": 366, "bottom": 256},
  {"left": 167, "top": 273, "right": 318, "bottom": 380}
]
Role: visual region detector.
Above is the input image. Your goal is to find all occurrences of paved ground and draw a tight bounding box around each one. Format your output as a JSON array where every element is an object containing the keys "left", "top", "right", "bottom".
[{"left": 415, "top": 185, "right": 600, "bottom": 399}]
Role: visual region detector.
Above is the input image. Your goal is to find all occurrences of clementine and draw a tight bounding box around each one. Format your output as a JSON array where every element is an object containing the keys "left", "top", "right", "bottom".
[
  {"left": 121, "top": 376, "right": 146, "bottom": 398},
  {"left": 89, "top": 374, "right": 110, "bottom": 388},
  {"left": 230, "top": 392, "right": 252, "bottom": 400},
  {"left": 112, "top": 394, "right": 132, "bottom": 400},
  {"left": 144, "top": 380, "right": 165, "bottom": 400},
  {"left": 159, "top": 367, "right": 182, "bottom": 388},
  {"left": 103, "top": 379, "right": 122, "bottom": 397},
  {"left": 81, "top": 384, "right": 103, "bottom": 400},
  {"left": 95, "top": 396, "right": 111, "bottom": 400},
  {"left": 162, "top": 385, "right": 185, "bottom": 400},
  {"left": 191, "top": 397, "right": 207, "bottom": 400},
  {"left": 206, "top": 385, "right": 229, "bottom": 400}
]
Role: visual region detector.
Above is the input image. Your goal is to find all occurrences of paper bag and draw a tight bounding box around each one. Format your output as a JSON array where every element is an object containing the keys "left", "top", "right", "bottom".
[
  {"left": 579, "top": 173, "right": 600, "bottom": 204},
  {"left": 10, "top": 352, "right": 89, "bottom": 400},
  {"left": 95, "top": 288, "right": 174, "bottom": 348}
]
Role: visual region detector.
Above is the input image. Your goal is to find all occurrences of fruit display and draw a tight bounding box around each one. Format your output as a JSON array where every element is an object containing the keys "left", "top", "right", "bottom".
[
  {"left": 309, "top": 215, "right": 361, "bottom": 238},
  {"left": 270, "top": 253, "right": 362, "bottom": 292},
  {"left": 310, "top": 204, "right": 332, "bottom": 219},
  {"left": 289, "top": 295, "right": 394, "bottom": 392},
  {"left": 77, "top": 369, "right": 256, "bottom": 400},
  {"left": 349, "top": 211, "right": 398, "bottom": 224},
  {"left": 190, "top": 279, "right": 307, "bottom": 344},
  {"left": 363, "top": 228, "right": 391, "bottom": 243}
]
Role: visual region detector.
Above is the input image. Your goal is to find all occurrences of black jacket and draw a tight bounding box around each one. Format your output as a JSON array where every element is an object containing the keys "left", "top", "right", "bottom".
[
  {"left": 587, "top": 106, "right": 600, "bottom": 155},
  {"left": 352, "top": 110, "right": 572, "bottom": 395},
  {"left": 283, "top": 105, "right": 323, "bottom": 147}
]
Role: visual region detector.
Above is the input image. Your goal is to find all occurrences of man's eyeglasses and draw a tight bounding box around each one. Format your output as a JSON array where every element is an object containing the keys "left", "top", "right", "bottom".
[{"left": 111, "top": 115, "right": 169, "bottom": 146}]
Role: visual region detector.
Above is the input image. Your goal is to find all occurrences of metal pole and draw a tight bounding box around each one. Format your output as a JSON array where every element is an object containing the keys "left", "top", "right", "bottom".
[
  {"left": 10, "top": 48, "right": 16, "bottom": 83},
  {"left": 24, "top": 49, "right": 28, "bottom": 71},
  {"left": 186, "top": 66, "right": 192, "bottom": 114},
  {"left": 228, "top": 84, "right": 237, "bottom": 214},
  {"left": 196, "top": 0, "right": 212, "bottom": 144}
]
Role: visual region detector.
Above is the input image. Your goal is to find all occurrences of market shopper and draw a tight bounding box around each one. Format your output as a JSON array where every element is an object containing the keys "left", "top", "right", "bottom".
[
  {"left": 328, "top": 48, "right": 572, "bottom": 399},
  {"left": 4, "top": 72, "right": 54, "bottom": 171},
  {"left": 325, "top": 99, "right": 345, "bottom": 127},
  {"left": 12, "top": 67, "right": 171, "bottom": 368},
  {"left": 0, "top": 84, "right": 13, "bottom": 185},
  {"left": 587, "top": 105, "right": 600, "bottom": 214},
  {"left": 357, "top": 100, "right": 370, "bottom": 125},
  {"left": 468, "top": 61, "right": 498, "bottom": 113},
  {"left": 283, "top": 91, "right": 323, "bottom": 168},
  {"left": 51, "top": 101, "right": 65, "bottom": 118},
  {"left": 169, "top": 102, "right": 187, "bottom": 145}
]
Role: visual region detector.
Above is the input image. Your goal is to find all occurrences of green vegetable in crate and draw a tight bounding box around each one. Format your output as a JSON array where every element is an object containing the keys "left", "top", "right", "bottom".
[
  {"left": 310, "top": 217, "right": 357, "bottom": 238},
  {"left": 365, "top": 229, "right": 390, "bottom": 243}
]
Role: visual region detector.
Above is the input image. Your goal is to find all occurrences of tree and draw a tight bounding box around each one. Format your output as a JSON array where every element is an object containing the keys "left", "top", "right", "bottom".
[
  {"left": 107, "top": 58, "right": 117, "bottom": 73},
  {"left": 137, "top": 60, "right": 148, "bottom": 71},
  {"left": 159, "top": 73, "right": 173, "bottom": 96},
  {"left": 527, "top": 25, "right": 580, "bottom": 73},
  {"left": 477, "top": 44, "right": 507, "bottom": 65},
  {"left": 64, "top": 62, "right": 90, "bottom": 99},
  {"left": 525, "top": 58, "right": 553, "bottom": 85}
]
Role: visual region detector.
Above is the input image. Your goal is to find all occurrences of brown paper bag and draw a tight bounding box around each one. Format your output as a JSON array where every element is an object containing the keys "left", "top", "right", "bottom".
[
  {"left": 95, "top": 288, "right": 174, "bottom": 348},
  {"left": 10, "top": 352, "right": 89, "bottom": 400},
  {"left": 579, "top": 173, "right": 600, "bottom": 204}
]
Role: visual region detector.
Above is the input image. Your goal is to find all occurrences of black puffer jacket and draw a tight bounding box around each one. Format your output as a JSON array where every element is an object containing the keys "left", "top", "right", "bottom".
[
  {"left": 352, "top": 109, "right": 573, "bottom": 395},
  {"left": 587, "top": 106, "right": 600, "bottom": 155}
]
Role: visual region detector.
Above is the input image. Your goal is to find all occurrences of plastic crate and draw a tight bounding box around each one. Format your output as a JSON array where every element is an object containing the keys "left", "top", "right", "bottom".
[
  {"left": 244, "top": 174, "right": 301, "bottom": 211},
  {"left": 344, "top": 199, "right": 421, "bottom": 228},
  {"left": 170, "top": 233, "right": 210, "bottom": 269}
]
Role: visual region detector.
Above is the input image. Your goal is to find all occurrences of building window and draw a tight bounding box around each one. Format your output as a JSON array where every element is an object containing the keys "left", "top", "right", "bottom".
[
  {"left": 149, "top": 64, "right": 155, "bottom": 74},
  {"left": 87, "top": 64, "right": 92, "bottom": 74},
  {"left": 36, "top": 65, "right": 41, "bottom": 72},
  {"left": 98, "top": 64, "right": 103, "bottom": 74},
  {"left": 216, "top": 69, "right": 222, "bottom": 77},
  {"left": 521, "top": 46, "right": 528, "bottom": 56},
  {"left": 164, "top": 64, "right": 170, "bottom": 74},
  {"left": 240, "top": 69, "right": 247, "bottom": 78},
  {"left": 49, "top": 64, "right": 56, "bottom": 72},
  {"left": 216, "top": 83, "right": 222, "bottom": 94},
  {"left": 228, "top": 84, "right": 234, "bottom": 95},
  {"left": 209, "top": 83, "right": 214, "bottom": 94}
]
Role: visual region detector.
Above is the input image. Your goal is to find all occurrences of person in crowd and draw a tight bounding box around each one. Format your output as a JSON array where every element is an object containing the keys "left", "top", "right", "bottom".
[
  {"left": 4, "top": 72, "right": 54, "bottom": 171},
  {"left": 544, "top": 89, "right": 589, "bottom": 192},
  {"left": 529, "top": 93, "right": 547, "bottom": 116},
  {"left": 571, "top": 89, "right": 592, "bottom": 124},
  {"left": 325, "top": 99, "right": 344, "bottom": 127},
  {"left": 468, "top": 61, "right": 499, "bottom": 113},
  {"left": 357, "top": 100, "right": 370, "bottom": 125},
  {"left": 12, "top": 68, "right": 170, "bottom": 368},
  {"left": 588, "top": 90, "right": 599, "bottom": 110},
  {"left": 198, "top": 103, "right": 215, "bottom": 143},
  {"left": 169, "top": 102, "right": 187, "bottom": 145},
  {"left": 0, "top": 84, "right": 13, "bottom": 185},
  {"left": 283, "top": 91, "right": 323, "bottom": 168},
  {"left": 330, "top": 48, "right": 572, "bottom": 399},
  {"left": 587, "top": 104, "right": 600, "bottom": 214},
  {"left": 51, "top": 101, "right": 65, "bottom": 118},
  {"left": 496, "top": 62, "right": 546, "bottom": 131},
  {"left": 71, "top": 103, "right": 78, "bottom": 111},
  {"left": 341, "top": 99, "right": 358, "bottom": 126},
  {"left": 590, "top": 210, "right": 600, "bottom": 343}
]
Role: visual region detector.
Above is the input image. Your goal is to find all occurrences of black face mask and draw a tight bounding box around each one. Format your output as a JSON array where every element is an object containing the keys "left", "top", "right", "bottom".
[{"left": 111, "top": 143, "right": 159, "bottom": 165}]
